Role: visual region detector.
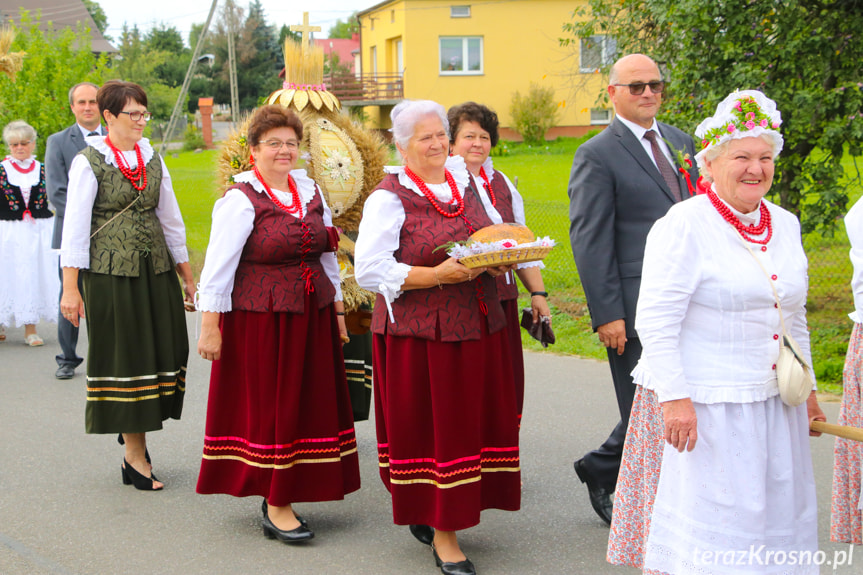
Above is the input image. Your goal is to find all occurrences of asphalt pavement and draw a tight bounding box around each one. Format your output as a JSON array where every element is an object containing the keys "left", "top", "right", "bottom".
[{"left": 0, "top": 320, "right": 855, "bottom": 574}]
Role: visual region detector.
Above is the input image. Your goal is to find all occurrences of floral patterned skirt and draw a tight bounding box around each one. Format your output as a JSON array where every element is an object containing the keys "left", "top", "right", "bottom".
[
  {"left": 607, "top": 385, "right": 663, "bottom": 569},
  {"left": 831, "top": 321, "right": 863, "bottom": 544}
]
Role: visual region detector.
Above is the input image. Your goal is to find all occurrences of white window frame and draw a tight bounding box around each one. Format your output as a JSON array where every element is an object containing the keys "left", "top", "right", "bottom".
[
  {"left": 450, "top": 5, "right": 471, "bottom": 18},
  {"left": 590, "top": 108, "right": 612, "bottom": 125},
  {"left": 439, "top": 36, "right": 483, "bottom": 75},
  {"left": 370, "top": 45, "right": 378, "bottom": 77},
  {"left": 579, "top": 35, "right": 616, "bottom": 73}
]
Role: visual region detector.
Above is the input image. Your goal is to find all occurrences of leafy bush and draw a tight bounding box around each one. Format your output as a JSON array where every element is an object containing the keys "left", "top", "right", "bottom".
[
  {"left": 183, "top": 124, "right": 206, "bottom": 151},
  {"left": 510, "top": 82, "right": 560, "bottom": 146}
]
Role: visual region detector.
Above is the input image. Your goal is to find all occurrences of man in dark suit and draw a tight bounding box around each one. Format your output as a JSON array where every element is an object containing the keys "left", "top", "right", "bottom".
[
  {"left": 567, "top": 54, "right": 697, "bottom": 525},
  {"left": 45, "top": 82, "right": 103, "bottom": 379}
]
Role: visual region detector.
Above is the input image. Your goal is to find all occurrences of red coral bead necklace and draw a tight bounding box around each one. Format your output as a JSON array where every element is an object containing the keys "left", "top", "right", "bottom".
[
  {"left": 105, "top": 137, "right": 147, "bottom": 191},
  {"left": 254, "top": 166, "right": 302, "bottom": 215},
  {"left": 6, "top": 157, "right": 36, "bottom": 174},
  {"left": 477, "top": 166, "right": 497, "bottom": 207},
  {"left": 404, "top": 166, "right": 465, "bottom": 218},
  {"left": 707, "top": 189, "right": 772, "bottom": 244}
]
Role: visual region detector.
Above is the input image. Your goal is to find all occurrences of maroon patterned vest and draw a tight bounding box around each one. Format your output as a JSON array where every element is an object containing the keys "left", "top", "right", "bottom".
[
  {"left": 231, "top": 182, "right": 335, "bottom": 313},
  {"left": 471, "top": 170, "right": 518, "bottom": 301},
  {"left": 371, "top": 172, "right": 507, "bottom": 341}
]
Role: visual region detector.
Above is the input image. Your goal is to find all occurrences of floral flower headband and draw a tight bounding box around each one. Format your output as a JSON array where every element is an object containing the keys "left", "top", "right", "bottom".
[{"left": 693, "top": 90, "right": 784, "bottom": 173}]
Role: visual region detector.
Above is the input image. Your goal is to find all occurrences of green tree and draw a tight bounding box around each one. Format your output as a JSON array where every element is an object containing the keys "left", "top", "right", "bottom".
[
  {"left": 510, "top": 82, "right": 560, "bottom": 145},
  {"left": 328, "top": 14, "right": 358, "bottom": 39},
  {"left": 278, "top": 24, "right": 299, "bottom": 48},
  {"left": 562, "top": 0, "right": 863, "bottom": 233},
  {"left": 0, "top": 11, "right": 111, "bottom": 158},
  {"left": 82, "top": 0, "right": 109, "bottom": 35}
]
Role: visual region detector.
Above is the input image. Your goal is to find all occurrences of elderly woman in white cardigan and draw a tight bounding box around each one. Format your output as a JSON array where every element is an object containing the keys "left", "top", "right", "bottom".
[{"left": 633, "top": 90, "right": 826, "bottom": 575}]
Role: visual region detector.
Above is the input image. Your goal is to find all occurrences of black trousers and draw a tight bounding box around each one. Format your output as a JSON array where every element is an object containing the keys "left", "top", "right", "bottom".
[{"left": 578, "top": 337, "right": 642, "bottom": 492}]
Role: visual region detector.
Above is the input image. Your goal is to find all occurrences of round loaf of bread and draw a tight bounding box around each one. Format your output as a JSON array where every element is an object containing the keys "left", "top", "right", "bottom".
[{"left": 469, "top": 223, "right": 535, "bottom": 245}]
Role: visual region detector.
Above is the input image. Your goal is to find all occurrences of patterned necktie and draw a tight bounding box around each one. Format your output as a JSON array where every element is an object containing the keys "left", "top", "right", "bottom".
[{"left": 644, "top": 130, "right": 682, "bottom": 202}]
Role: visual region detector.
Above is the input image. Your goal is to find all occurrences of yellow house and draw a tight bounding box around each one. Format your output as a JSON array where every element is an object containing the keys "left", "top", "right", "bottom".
[{"left": 353, "top": 0, "right": 613, "bottom": 140}]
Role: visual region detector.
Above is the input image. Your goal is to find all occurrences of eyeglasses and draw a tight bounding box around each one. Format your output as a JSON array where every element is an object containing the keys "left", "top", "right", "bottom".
[
  {"left": 260, "top": 139, "right": 299, "bottom": 152},
  {"left": 118, "top": 111, "right": 152, "bottom": 122},
  {"left": 613, "top": 81, "right": 666, "bottom": 95},
  {"left": 9, "top": 141, "right": 31, "bottom": 147}
]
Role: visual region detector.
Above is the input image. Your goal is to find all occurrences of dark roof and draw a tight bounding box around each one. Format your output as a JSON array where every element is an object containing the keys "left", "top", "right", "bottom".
[{"left": 0, "top": 0, "right": 117, "bottom": 53}]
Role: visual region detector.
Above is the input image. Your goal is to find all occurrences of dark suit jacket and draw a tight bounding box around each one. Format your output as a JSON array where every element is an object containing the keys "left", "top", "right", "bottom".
[
  {"left": 568, "top": 117, "right": 698, "bottom": 338},
  {"left": 45, "top": 124, "right": 103, "bottom": 249}
]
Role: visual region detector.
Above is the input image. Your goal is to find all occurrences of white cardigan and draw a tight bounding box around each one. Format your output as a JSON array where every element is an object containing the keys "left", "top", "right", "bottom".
[{"left": 633, "top": 193, "right": 815, "bottom": 404}]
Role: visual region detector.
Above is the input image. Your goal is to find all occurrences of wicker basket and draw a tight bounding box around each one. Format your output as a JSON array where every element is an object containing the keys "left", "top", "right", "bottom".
[{"left": 459, "top": 246, "right": 553, "bottom": 269}]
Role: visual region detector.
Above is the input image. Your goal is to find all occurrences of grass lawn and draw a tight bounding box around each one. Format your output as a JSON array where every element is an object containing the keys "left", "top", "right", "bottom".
[{"left": 166, "top": 137, "right": 862, "bottom": 392}]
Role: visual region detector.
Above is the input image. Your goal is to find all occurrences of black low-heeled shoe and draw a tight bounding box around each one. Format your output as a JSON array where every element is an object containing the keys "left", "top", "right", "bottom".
[
  {"left": 262, "top": 506, "right": 314, "bottom": 543},
  {"left": 117, "top": 433, "right": 152, "bottom": 465},
  {"left": 261, "top": 499, "right": 307, "bottom": 527},
  {"left": 409, "top": 524, "right": 434, "bottom": 545},
  {"left": 120, "top": 458, "right": 163, "bottom": 491},
  {"left": 432, "top": 544, "right": 476, "bottom": 575}
]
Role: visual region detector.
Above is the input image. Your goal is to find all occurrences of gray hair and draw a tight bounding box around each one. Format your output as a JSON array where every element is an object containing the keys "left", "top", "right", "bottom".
[
  {"left": 68, "top": 82, "right": 99, "bottom": 105},
  {"left": 698, "top": 133, "right": 779, "bottom": 183},
  {"left": 3, "top": 120, "right": 37, "bottom": 146},
  {"left": 390, "top": 100, "right": 449, "bottom": 149}
]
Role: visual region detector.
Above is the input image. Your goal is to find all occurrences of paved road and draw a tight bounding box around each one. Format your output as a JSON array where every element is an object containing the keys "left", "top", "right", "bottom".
[{"left": 0, "top": 321, "right": 854, "bottom": 574}]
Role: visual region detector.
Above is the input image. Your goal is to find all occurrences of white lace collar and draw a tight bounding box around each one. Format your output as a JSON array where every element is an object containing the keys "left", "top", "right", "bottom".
[
  {"left": 87, "top": 136, "right": 155, "bottom": 168},
  {"left": 232, "top": 169, "right": 317, "bottom": 216},
  {"left": 2, "top": 156, "right": 40, "bottom": 186}
]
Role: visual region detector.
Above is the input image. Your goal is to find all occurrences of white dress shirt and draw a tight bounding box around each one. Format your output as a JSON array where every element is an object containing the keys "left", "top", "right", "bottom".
[
  {"left": 60, "top": 137, "right": 189, "bottom": 269},
  {"left": 615, "top": 115, "right": 677, "bottom": 170},
  {"left": 632, "top": 193, "right": 815, "bottom": 404},
  {"left": 196, "top": 169, "right": 342, "bottom": 313}
]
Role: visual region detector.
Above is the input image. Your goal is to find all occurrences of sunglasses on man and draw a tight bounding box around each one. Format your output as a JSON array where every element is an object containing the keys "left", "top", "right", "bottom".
[{"left": 613, "top": 81, "right": 666, "bottom": 95}]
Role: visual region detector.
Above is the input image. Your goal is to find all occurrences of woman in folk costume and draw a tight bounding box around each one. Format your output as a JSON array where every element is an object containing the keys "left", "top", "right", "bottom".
[
  {"left": 633, "top": 90, "right": 826, "bottom": 574},
  {"left": 447, "top": 101, "right": 550, "bottom": 430},
  {"left": 60, "top": 81, "right": 194, "bottom": 491},
  {"left": 830, "top": 198, "right": 863, "bottom": 545},
  {"left": 0, "top": 120, "right": 59, "bottom": 345},
  {"left": 355, "top": 100, "right": 520, "bottom": 575},
  {"left": 196, "top": 105, "right": 359, "bottom": 543}
]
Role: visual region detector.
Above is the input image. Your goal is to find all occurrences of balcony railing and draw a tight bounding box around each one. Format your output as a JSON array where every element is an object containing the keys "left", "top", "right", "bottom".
[{"left": 324, "top": 73, "right": 404, "bottom": 104}]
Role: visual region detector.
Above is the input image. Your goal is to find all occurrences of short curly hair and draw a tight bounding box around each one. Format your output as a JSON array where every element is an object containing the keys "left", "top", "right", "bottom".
[
  {"left": 447, "top": 102, "right": 500, "bottom": 148},
  {"left": 247, "top": 105, "right": 304, "bottom": 147}
]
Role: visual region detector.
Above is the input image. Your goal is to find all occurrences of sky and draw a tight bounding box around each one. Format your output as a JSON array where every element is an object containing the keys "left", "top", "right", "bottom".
[{"left": 100, "top": 0, "right": 371, "bottom": 44}]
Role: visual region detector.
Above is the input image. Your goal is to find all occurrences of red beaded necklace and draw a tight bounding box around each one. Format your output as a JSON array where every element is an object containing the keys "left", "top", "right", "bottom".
[
  {"left": 254, "top": 166, "right": 302, "bottom": 215},
  {"left": 6, "top": 157, "right": 36, "bottom": 174},
  {"left": 478, "top": 166, "right": 496, "bottom": 207},
  {"left": 404, "top": 167, "right": 465, "bottom": 218},
  {"left": 105, "top": 137, "right": 147, "bottom": 191},
  {"left": 707, "top": 190, "right": 772, "bottom": 245}
]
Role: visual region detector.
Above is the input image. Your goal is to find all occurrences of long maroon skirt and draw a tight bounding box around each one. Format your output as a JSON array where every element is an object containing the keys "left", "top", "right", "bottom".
[
  {"left": 373, "top": 318, "right": 521, "bottom": 531},
  {"left": 502, "top": 298, "right": 525, "bottom": 428},
  {"left": 196, "top": 292, "right": 360, "bottom": 505}
]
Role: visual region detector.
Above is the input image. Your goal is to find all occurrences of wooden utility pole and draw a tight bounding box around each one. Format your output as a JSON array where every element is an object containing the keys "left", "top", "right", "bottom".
[
  {"left": 158, "top": 0, "right": 219, "bottom": 156},
  {"left": 226, "top": 0, "right": 240, "bottom": 128}
]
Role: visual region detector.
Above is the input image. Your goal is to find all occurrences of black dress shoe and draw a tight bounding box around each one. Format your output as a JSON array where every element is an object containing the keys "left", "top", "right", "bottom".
[
  {"left": 409, "top": 524, "right": 434, "bottom": 545},
  {"left": 573, "top": 458, "right": 613, "bottom": 526},
  {"left": 262, "top": 506, "right": 314, "bottom": 543},
  {"left": 432, "top": 545, "right": 476, "bottom": 575},
  {"left": 261, "top": 498, "right": 307, "bottom": 527},
  {"left": 55, "top": 364, "right": 75, "bottom": 379}
]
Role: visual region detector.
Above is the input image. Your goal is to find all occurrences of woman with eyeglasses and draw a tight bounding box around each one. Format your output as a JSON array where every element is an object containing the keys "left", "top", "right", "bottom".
[
  {"left": 60, "top": 80, "right": 195, "bottom": 491},
  {"left": 195, "top": 105, "right": 360, "bottom": 543},
  {"left": 0, "top": 120, "right": 60, "bottom": 346}
]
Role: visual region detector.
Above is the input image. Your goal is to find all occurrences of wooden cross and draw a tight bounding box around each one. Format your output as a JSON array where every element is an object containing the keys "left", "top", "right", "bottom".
[{"left": 290, "top": 12, "right": 321, "bottom": 54}]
